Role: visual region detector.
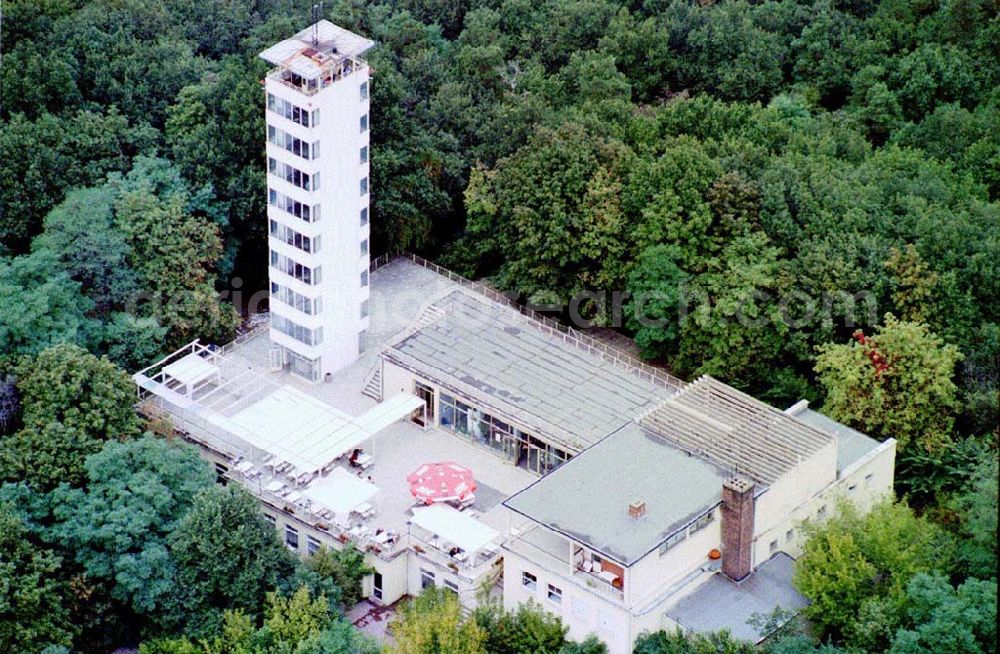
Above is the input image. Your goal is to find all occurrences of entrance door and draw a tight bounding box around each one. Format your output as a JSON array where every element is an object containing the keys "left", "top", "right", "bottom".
[
  {"left": 414, "top": 382, "right": 435, "bottom": 426},
  {"left": 373, "top": 572, "right": 383, "bottom": 601},
  {"left": 516, "top": 435, "right": 551, "bottom": 475}
]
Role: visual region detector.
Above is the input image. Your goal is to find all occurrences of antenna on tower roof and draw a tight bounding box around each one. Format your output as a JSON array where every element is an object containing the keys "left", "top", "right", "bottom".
[{"left": 311, "top": 3, "right": 322, "bottom": 46}]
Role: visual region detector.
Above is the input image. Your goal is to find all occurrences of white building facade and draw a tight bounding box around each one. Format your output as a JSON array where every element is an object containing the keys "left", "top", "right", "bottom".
[
  {"left": 132, "top": 255, "right": 898, "bottom": 654},
  {"left": 261, "top": 21, "right": 374, "bottom": 381}
]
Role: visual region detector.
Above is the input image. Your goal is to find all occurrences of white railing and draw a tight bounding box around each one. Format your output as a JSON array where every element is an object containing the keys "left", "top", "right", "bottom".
[
  {"left": 572, "top": 568, "right": 625, "bottom": 602},
  {"left": 218, "top": 313, "right": 270, "bottom": 355},
  {"left": 375, "top": 252, "right": 685, "bottom": 393},
  {"left": 410, "top": 532, "right": 501, "bottom": 582},
  {"left": 265, "top": 58, "right": 365, "bottom": 96}
]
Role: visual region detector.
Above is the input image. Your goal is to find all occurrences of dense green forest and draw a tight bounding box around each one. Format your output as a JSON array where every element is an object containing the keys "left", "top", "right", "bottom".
[
  {"left": 0, "top": 0, "right": 997, "bottom": 652},
  {"left": 2, "top": 0, "right": 997, "bottom": 420}
]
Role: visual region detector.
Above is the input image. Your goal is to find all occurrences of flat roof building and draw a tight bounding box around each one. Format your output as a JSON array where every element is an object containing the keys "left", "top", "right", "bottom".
[
  {"left": 384, "top": 288, "right": 677, "bottom": 454},
  {"left": 139, "top": 44, "right": 900, "bottom": 643},
  {"left": 134, "top": 254, "right": 896, "bottom": 653},
  {"left": 505, "top": 423, "right": 728, "bottom": 566}
]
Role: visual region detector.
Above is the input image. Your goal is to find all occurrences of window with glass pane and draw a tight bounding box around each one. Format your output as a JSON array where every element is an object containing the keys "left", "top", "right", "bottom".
[
  {"left": 285, "top": 525, "right": 299, "bottom": 550},
  {"left": 439, "top": 394, "right": 471, "bottom": 435}
]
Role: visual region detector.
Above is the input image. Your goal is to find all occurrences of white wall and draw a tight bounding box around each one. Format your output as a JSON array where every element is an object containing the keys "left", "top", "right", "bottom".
[
  {"left": 753, "top": 438, "right": 896, "bottom": 561},
  {"left": 368, "top": 552, "right": 409, "bottom": 605},
  {"left": 264, "top": 61, "right": 371, "bottom": 378},
  {"left": 627, "top": 510, "right": 720, "bottom": 608},
  {"left": 381, "top": 360, "right": 418, "bottom": 401},
  {"left": 753, "top": 440, "right": 838, "bottom": 542},
  {"left": 503, "top": 546, "right": 632, "bottom": 654}
]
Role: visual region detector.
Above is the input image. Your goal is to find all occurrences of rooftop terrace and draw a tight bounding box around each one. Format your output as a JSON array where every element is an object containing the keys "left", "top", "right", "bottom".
[
  {"left": 260, "top": 20, "right": 374, "bottom": 94},
  {"left": 666, "top": 553, "right": 808, "bottom": 642}
]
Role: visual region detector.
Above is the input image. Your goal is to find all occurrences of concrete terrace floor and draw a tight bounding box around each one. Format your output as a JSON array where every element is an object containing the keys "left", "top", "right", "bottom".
[
  {"left": 223, "top": 257, "right": 535, "bottom": 538},
  {"left": 336, "top": 416, "right": 536, "bottom": 538},
  {"left": 231, "top": 257, "right": 462, "bottom": 416},
  {"left": 346, "top": 599, "right": 398, "bottom": 644}
]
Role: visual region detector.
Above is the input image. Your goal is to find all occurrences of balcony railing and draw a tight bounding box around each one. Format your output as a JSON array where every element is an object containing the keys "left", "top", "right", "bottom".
[
  {"left": 572, "top": 568, "right": 625, "bottom": 602},
  {"left": 266, "top": 57, "right": 364, "bottom": 97},
  {"left": 503, "top": 524, "right": 627, "bottom": 605},
  {"left": 410, "top": 532, "right": 501, "bottom": 581}
]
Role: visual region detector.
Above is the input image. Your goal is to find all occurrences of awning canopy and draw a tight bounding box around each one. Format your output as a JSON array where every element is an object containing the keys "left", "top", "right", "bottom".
[
  {"left": 410, "top": 504, "right": 498, "bottom": 553},
  {"left": 356, "top": 393, "right": 425, "bottom": 434},
  {"left": 201, "top": 390, "right": 425, "bottom": 476},
  {"left": 135, "top": 342, "right": 424, "bottom": 477},
  {"left": 304, "top": 467, "right": 378, "bottom": 514},
  {"left": 207, "top": 387, "right": 370, "bottom": 475},
  {"left": 162, "top": 352, "right": 218, "bottom": 389}
]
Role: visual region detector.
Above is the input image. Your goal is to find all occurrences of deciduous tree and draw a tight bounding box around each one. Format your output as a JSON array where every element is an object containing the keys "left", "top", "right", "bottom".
[
  {"left": 794, "top": 500, "right": 953, "bottom": 649},
  {"left": 888, "top": 573, "right": 997, "bottom": 654},
  {"left": 473, "top": 600, "right": 568, "bottom": 654},
  {"left": 0, "top": 343, "right": 140, "bottom": 489},
  {"left": 304, "top": 545, "right": 373, "bottom": 609},
  {"left": 166, "top": 485, "right": 298, "bottom": 637},
  {"left": 49, "top": 436, "right": 214, "bottom": 616},
  {"left": 0, "top": 503, "right": 74, "bottom": 653},
  {"left": 815, "top": 316, "right": 962, "bottom": 451},
  {"left": 389, "top": 587, "right": 487, "bottom": 654}
]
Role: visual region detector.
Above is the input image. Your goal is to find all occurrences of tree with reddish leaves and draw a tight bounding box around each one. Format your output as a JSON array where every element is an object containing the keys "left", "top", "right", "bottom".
[{"left": 816, "top": 315, "right": 962, "bottom": 452}]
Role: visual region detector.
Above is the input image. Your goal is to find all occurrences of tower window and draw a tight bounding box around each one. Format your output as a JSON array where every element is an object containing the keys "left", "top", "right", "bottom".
[
  {"left": 360, "top": 114, "right": 368, "bottom": 132},
  {"left": 360, "top": 145, "right": 368, "bottom": 164},
  {"left": 360, "top": 207, "right": 369, "bottom": 226},
  {"left": 360, "top": 81, "right": 369, "bottom": 100}
]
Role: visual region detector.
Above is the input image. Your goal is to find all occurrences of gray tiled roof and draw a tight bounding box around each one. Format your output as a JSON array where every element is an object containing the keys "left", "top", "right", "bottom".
[{"left": 385, "top": 289, "right": 671, "bottom": 452}]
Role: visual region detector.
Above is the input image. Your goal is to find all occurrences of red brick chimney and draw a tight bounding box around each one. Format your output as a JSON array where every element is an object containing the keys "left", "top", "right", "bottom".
[{"left": 720, "top": 476, "right": 755, "bottom": 581}]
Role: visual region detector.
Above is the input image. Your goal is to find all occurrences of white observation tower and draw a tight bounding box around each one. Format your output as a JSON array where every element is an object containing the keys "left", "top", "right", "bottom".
[{"left": 260, "top": 20, "right": 374, "bottom": 381}]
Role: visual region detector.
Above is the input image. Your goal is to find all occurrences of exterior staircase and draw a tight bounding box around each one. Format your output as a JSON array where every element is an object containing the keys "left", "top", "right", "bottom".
[{"left": 362, "top": 365, "right": 382, "bottom": 401}]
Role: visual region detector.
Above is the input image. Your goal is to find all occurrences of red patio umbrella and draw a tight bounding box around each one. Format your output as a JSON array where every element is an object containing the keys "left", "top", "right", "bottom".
[{"left": 407, "top": 461, "right": 477, "bottom": 505}]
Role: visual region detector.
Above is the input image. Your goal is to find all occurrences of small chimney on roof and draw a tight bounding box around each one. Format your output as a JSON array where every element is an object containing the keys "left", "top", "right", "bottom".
[{"left": 628, "top": 500, "right": 647, "bottom": 519}]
